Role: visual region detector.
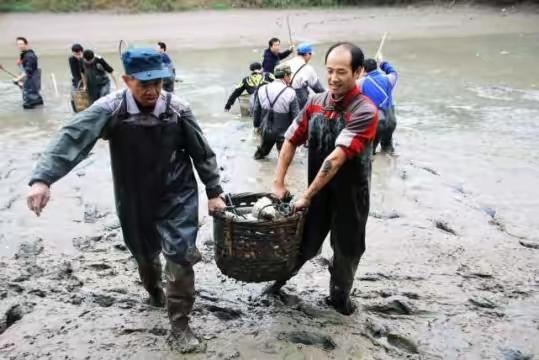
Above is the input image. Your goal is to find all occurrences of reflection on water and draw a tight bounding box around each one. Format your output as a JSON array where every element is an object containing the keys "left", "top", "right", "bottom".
[{"left": 0, "top": 33, "right": 538, "bottom": 255}]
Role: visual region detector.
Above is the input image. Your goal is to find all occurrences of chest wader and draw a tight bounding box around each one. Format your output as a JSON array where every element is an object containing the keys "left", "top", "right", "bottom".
[
  {"left": 379, "top": 105, "right": 396, "bottom": 152},
  {"left": 254, "top": 86, "right": 289, "bottom": 159},
  {"left": 104, "top": 91, "right": 200, "bottom": 339},
  {"left": 291, "top": 63, "right": 309, "bottom": 110},
  {"left": 85, "top": 61, "right": 110, "bottom": 104},
  {"left": 22, "top": 68, "right": 43, "bottom": 108},
  {"left": 269, "top": 102, "right": 372, "bottom": 314}
]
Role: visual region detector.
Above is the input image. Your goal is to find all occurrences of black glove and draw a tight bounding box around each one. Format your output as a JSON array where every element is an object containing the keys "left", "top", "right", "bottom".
[{"left": 224, "top": 103, "right": 232, "bottom": 112}]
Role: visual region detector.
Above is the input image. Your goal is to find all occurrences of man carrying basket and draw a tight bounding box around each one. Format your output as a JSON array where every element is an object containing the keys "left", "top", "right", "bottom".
[{"left": 269, "top": 42, "right": 379, "bottom": 315}]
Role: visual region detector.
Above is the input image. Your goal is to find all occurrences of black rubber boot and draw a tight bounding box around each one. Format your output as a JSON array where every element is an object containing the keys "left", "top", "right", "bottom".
[
  {"left": 325, "top": 293, "right": 357, "bottom": 315},
  {"left": 137, "top": 257, "right": 166, "bottom": 308},
  {"left": 166, "top": 261, "right": 206, "bottom": 353},
  {"left": 262, "top": 279, "right": 287, "bottom": 296},
  {"left": 327, "top": 271, "right": 357, "bottom": 315}
]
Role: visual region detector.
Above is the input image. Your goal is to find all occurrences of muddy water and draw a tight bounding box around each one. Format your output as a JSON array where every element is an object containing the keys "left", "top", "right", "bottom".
[{"left": 1, "top": 33, "right": 538, "bottom": 359}]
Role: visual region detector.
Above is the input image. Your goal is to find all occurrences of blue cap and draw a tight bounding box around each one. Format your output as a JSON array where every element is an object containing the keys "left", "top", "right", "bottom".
[
  {"left": 121, "top": 48, "right": 170, "bottom": 81},
  {"left": 297, "top": 42, "right": 313, "bottom": 55}
]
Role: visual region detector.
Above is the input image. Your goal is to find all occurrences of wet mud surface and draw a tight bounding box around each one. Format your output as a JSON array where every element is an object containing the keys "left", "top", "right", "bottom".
[{"left": 1, "top": 6, "right": 539, "bottom": 360}]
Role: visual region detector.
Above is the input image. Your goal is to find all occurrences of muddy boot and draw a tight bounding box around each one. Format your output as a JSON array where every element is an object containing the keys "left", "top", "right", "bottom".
[
  {"left": 166, "top": 261, "right": 206, "bottom": 354},
  {"left": 326, "top": 278, "right": 356, "bottom": 315},
  {"left": 325, "top": 293, "right": 356, "bottom": 315},
  {"left": 254, "top": 148, "right": 265, "bottom": 160},
  {"left": 262, "top": 279, "right": 287, "bottom": 296},
  {"left": 137, "top": 257, "right": 166, "bottom": 307},
  {"left": 381, "top": 142, "right": 395, "bottom": 154}
]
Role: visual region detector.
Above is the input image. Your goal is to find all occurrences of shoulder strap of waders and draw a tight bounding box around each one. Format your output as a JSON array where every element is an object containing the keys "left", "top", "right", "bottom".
[
  {"left": 290, "top": 63, "right": 307, "bottom": 88},
  {"left": 101, "top": 90, "right": 128, "bottom": 140},
  {"left": 266, "top": 85, "right": 289, "bottom": 110},
  {"left": 159, "top": 92, "right": 173, "bottom": 121}
]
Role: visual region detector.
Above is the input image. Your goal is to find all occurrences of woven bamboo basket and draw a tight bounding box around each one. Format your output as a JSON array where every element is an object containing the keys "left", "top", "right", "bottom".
[
  {"left": 212, "top": 192, "right": 306, "bottom": 283},
  {"left": 238, "top": 94, "right": 251, "bottom": 117},
  {"left": 71, "top": 82, "right": 90, "bottom": 113}
]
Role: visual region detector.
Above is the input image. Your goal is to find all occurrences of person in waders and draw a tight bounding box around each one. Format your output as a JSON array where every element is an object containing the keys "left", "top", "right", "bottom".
[
  {"left": 13, "top": 37, "right": 44, "bottom": 109},
  {"left": 268, "top": 43, "right": 378, "bottom": 315},
  {"left": 358, "top": 54, "right": 398, "bottom": 154},
  {"left": 262, "top": 37, "right": 294, "bottom": 81},
  {"left": 26, "top": 48, "right": 226, "bottom": 353},
  {"left": 82, "top": 49, "right": 118, "bottom": 105},
  {"left": 68, "top": 43, "right": 84, "bottom": 90},
  {"left": 281, "top": 42, "right": 325, "bottom": 110},
  {"left": 224, "top": 62, "right": 267, "bottom": 115},
  {"left": 252, "top": 64, "right": 300, "bottom": 160}
]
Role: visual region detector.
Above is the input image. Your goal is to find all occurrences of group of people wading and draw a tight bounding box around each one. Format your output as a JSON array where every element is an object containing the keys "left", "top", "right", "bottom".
[{"left": 19, "top": 32, "right": 399, "bottom": 353}]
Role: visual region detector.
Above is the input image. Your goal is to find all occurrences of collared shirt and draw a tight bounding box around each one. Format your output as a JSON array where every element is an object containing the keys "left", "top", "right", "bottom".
[{"left": 122, "top": 89, "right": 169, "bottom": 118}]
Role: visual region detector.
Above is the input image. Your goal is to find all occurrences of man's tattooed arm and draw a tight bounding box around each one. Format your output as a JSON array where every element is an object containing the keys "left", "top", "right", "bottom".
[{"left": 302, "top": 147, "right": 347, "bottom": 202}]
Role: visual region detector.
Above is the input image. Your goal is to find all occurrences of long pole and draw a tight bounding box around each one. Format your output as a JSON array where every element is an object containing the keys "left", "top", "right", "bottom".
[
  {"left": 51, "top": 72, "right": 59, "bottom": 97},
  {"left": 0, "top": 64, "right": 23, "bottom": 89},
  {"left": 0, "top": 64, "right": 19, "bottom": 78},
  {"left": 375, "top": 32, "right": 388, "bottom": 59},
  {"left": 286, "top": 15, "right": 294, "bottom": 47}
]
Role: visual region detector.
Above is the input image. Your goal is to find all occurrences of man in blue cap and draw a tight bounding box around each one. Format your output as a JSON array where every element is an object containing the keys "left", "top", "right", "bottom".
[
  {"left": 281, "top": 42, "right": 325, "bottom": 110},
  {"left": 358, "top": 53, "right": 398, "bottom": 154},
  {"left": 26, "top": 48, "right": 226, "bottom": 353}
]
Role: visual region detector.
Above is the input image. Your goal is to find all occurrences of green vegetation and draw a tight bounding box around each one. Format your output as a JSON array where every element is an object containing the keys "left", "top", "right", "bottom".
[{"left": 0, "top": 0, "right": 528, "bottom": 12}]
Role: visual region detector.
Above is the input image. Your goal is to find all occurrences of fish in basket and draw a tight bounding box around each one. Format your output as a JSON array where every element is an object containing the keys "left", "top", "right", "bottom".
[{"left": 212, "top": 192, "right": 307, "bottom": 283}]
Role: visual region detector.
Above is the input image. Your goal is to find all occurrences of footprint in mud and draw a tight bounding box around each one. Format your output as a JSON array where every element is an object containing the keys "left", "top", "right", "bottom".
[
  {"left": 386, "top": 333, "right": 419, "bottom": 354},
  {"left": 434, "top": 220, "right": 457, "bottom": 235},
  {"left": 358, "top": 272, "right": 391, "bottom": 282},
  {"left": 91, "top": 293, "right": 116, "bottom": 308},
  {"left": 277, "top": 330, "right": 336, "bottom": 351},
  {"left": 84, "top": 203, "right": 111, "bottom": 224},
  {"left": 519, "top": 239, "right": 539, "bottom": 250},
  {"left": 364, "top": 318, "right": 419, "bottom": 355},
  {"left": 86, "top": 263, "right": 112, "bottom": 271},
  {"left": 119, "top": 327, "right": 168, "bottom": 336},
  {"left": 499, "top": 347, "right": 534, "bottom": 360},
  {"left": 73, "top": 235, "right": 104, "bottom": 252},
  {"left": 468, "top": 296, "right": 497, "bottom": 309},
  {"left": 0, "top": 302, "right": 34, "bottom": 335},
  {"left": 370, "top": 210, "right": 402, "bottom": 220},
  {"left": 205, "top": 304, "right": 242, "bottom": 321},
  {"left": 365, "top": 296, "right": 415, "bottom": 316},
  {"left": 0, "top": 304, "right": 24, "bottom": 335},
  {"left": 266, "top": 291, "right": 302, "bottom": 307},
  {"left": 14, "top": 238, "right": 44, "bottom": 260}
]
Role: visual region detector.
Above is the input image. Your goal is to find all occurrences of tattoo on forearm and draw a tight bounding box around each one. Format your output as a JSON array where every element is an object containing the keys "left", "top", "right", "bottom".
[{"left": 321, "top": 159, "right": 333, "bottom": 174}]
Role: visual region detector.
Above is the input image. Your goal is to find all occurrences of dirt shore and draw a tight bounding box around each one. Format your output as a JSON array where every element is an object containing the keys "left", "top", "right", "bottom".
[{"left": 1, "top": 5, "right": 539, "bottom": 55}]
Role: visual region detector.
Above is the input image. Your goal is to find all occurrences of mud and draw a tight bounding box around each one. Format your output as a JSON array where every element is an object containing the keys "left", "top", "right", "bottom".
[{"left": 1, "top": 4, "right": 539, "bottom": 360}]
